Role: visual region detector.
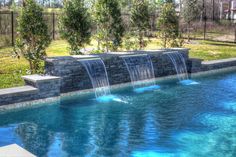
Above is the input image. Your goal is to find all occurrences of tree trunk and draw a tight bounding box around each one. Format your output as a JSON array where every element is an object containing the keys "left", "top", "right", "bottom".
[
  {"left": 212, "top": 0, "right": 215, "bottom": 21},
  {"left": 164, "top": 33, "right": 167, "bottom": 48},
  {"left": 203, "top": 0, "right": 207, "bottom": 40},
  {"left": 96, "top": 26, "right": 100, "bottom": 50},
  {"left": 29, "top": 61, "right": 34, "bottom": 74},
  {"left": 105, "top": 37, "right": 109, "bottom": 53},
  {"left": 97, "top": 39, "right": 100, "bottom": 50},
  {"left": 22, "top": 0, "right": 25, "bottom": 7},
  {"left": 203, "top": 18, "right": 207, "bottom": 40},
  {"left": 139, "top": 31, "right": 143, "bottom": 50}
]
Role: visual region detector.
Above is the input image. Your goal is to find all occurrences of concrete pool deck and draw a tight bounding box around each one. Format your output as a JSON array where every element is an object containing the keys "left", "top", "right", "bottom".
[{"left": 0, "top": 144, "right": 36, "bottom": 157}]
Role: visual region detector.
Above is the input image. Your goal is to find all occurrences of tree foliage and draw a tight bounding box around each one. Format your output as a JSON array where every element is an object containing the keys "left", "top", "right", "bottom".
[
  {"left": 59, "top": 0, "right": 92, "bottom": 55},
  {"left": 131, "top": 0, "right": 150, "bottom": 50},
  {"left": 182, "top": 0, "right": 201, "bottom": 23},
  {"left": 157, "top": 2, "right": 183, "bottom": 48},
  {"left": 182, "top": 0, "right": 201, "bottom": 41},
  {"left": 14, "top": 0, "right": 51, "bottom": 73},
  {"left": 94, "top": 0, "right": 124, "bottom": 52}
]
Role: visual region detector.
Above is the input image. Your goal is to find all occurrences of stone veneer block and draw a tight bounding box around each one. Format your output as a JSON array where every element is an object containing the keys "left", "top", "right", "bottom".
[{"left": 0, "top": 144, "right": 36, "bottom": 157}]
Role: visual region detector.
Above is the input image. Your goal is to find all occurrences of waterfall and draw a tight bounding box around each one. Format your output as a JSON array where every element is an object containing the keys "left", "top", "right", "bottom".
[
  {"left": 121, "top": 54, "right": 160, "bottom": 93},
  {"left": 80, "top": 58, "right": 110, "bottom": 98},
  {"left": 165, "top": 51, "right": 189, "bottom": 81},
  {"left": 165, "top": 51, "right": 198, "bottom": 85}
]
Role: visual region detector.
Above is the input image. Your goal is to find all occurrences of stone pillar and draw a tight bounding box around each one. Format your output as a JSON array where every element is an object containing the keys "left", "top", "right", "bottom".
[{"left": 22, "top": 75, "right": 61, "bottom": 99}]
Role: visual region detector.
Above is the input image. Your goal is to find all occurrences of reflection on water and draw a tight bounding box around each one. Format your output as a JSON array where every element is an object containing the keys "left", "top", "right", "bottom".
[
  {"left": 0, "top": 71, "right": 236, "bottom": 156},
  {"left": 47, "top": 133, "right": 68, "bottom": 157}
]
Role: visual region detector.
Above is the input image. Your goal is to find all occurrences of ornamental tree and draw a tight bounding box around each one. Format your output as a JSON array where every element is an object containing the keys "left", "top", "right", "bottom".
[
  {"left": 131, "top": 0, "right": 150, "bottom": 50},
  {"left": 15, "top": 0, "right": 51, "bottom": 73},
  {"left": 94, "top": 0, "right": 124, "bottom": 52},
  {"left": 59, "top": 0, "right": 92, "bottom": 55},
  {"left": 157, "top": 3, "right": 183, "bottom": 48},
  {"left": 182, "top": 0, "right": 201, "bottom": 41}
]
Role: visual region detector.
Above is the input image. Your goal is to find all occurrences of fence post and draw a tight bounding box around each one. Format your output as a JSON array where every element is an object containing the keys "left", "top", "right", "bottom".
[
  {"left": 234, "top": 24, "right": 236, "bottom": 43},
  {"left": 52, "top": 12, "right": 55, "bottom": 40},
  {"left": 11, "top": 11, "right": 14, "bottom": 46},
  {"left": 202, "top": 0, "right": 207, "bottom": 40},
  {"left": 203, "top": 17, "right": 207, "bottom": 40}
]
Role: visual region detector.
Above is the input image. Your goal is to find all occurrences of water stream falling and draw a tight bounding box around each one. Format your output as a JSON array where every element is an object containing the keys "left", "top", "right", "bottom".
[
  {"left": 121, "top": 54, "right": 160, "bottom": 93},
  {"left": 165, "top": 51, "right": 198, "bottom": 85},
  {"left": 80, "top": 58, "right": 111, "bottom": 98}
]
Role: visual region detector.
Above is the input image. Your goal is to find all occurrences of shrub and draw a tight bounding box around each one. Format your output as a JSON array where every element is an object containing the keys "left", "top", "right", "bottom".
[
  {"left": 122, "top": 33, "right": 139, "bottom": 51},
  {"left": 14, "top": 0, "right": 51, "bottom": 73},
  {"left": 131, "top": 0, "right": 150, "bottom": 50},
  {"left": 182, "top": 0, "right": 201, "bottom": 41},
  {"left": 59, "top": 0, "right": 92, "bottom": 55},
  {"left": 94, "top": 0, "right": 124, "bottom": 52},
  {"left": 157, "top": 3, "right": 183, "bottom": 48}
]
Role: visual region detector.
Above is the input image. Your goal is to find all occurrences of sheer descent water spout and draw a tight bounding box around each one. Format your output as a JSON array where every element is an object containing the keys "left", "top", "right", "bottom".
[
  {"left": 165, "top": 51, "right": 189, "bottom": 81},
  {"left": 79, "top": 58, "right": 110, "bottom": 98},
  {"left": 121, "top": 54, "right": 160, "bottom": 92},
  {"left": 165, "top": 51, "right": 199, "bottom": 85}
]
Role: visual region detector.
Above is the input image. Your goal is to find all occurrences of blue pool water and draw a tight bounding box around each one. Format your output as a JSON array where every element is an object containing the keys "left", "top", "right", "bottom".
[{"left": 1, "top": 69, "right": 236, "bottom": 157}]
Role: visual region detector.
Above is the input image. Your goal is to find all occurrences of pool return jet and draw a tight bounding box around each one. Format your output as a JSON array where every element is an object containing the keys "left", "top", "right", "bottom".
[{"left": 121, "top": 54, "right": 160, "bottom": 93}]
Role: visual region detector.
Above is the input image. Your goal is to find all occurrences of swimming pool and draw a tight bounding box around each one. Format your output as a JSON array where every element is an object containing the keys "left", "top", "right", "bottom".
[{"left": 0, "top": 69, "right": 236, "bottom": 157}]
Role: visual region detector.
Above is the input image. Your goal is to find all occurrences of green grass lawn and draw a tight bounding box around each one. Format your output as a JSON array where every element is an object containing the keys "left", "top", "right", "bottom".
[{"left": 0, "top": 39, "right": 236, "bottom": 89}]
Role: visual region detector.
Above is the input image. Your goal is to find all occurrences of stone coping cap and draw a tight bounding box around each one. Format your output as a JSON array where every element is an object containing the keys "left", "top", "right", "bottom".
[
  {"left": 46, "top": 48, "right": 190, "bottom": 63},
  {"left": 189, "top": 58, "right": 203, "bottom": 61},
  {"left": 22, "top": 74, "right": 61, "bottom": 83},
  {"left": 0, "top": 144, "right": 36, "bottom": 157},
  {"left": 0, "top": 86, "right": 38, "bottom": 96},
  {"left": 202, "top": 58, "right": 236, "bottom": 65}
]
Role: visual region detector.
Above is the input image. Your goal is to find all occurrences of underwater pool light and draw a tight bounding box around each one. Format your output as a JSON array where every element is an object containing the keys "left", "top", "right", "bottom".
[
  {"left": 179, "top": 79, "right": 199, "bottom": 86},
  {"left": 96, "top": 95, "right": 127, "bottom": 103},
  {"left": 134, "top": 85, "right": 161, "bottom": 93}
]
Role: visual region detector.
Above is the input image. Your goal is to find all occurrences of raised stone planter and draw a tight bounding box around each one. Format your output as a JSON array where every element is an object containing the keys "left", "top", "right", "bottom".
[{"left": 45, "top": 49, "right": 190, "bottom": 93}]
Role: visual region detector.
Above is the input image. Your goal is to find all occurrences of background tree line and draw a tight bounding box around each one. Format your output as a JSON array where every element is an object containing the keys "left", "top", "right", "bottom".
[
  {"left": 13, "top": 0, "right": 182, "bottom": 73},
  {"left": 5, "top": 0, "right": 236, "bottom": 73}
]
